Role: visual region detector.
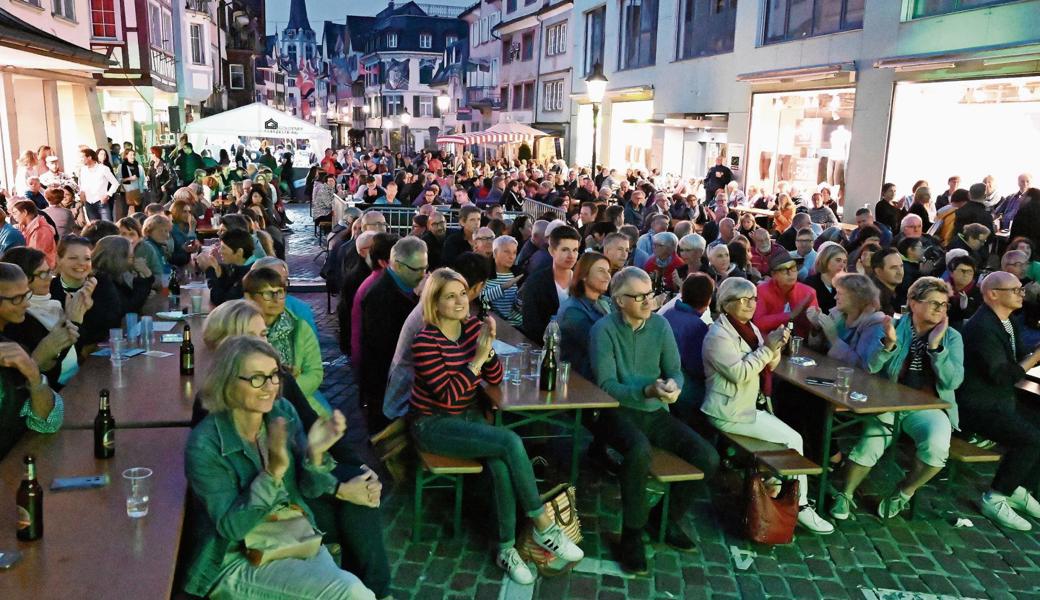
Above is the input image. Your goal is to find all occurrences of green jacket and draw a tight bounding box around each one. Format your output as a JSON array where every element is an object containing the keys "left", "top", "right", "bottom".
[
  {"left": 284, "top": 306, "right": 328, "bottom": 417},
  {"left": 590, "top": 311, "right": 683, "bottom": 412},
  {"left": 183, "top": 398, "right": 337, "bottom": 597},
  {"left": 867, "top": 314, "right": 963, "bottom": 429}
]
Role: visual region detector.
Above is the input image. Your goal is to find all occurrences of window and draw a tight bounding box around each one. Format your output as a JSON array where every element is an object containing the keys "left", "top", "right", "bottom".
[
  {"left": 386, "top": 95, "right": 403, "bottom": 115},
  {"left": 90, "top": 0, "right": 117, "bottom": 38},
  {"left": 523, "top": 82, "right": 534, "bottom": 109},
  {"left": 512, "top": 84, "right": 523, "bottom": 110},
  {"left": 446, "top": 35, "right": 458, "bottom": 48},
  {"left": 545, "top": 22, "right": 567, "bottom": 56},
  {"left": 148, "top": 4, "right": 162, "bottom": 48},
  {"left": 911, "top": 0, "right": 1015, "bottom": 17},
  {"left": 420, "top": 96, "right": 434, "bottom": 117},
  {"left": 229, "top": 64, "right": 245, "bottom": 89},
  {"left": 619, "top": 0, "right": 658, "bottom": 70},
  {"left": 53, "top": 0, "right": 75, "bottom": 20},
  {"left": 190, "top": 23, "right": 205, "bottom": 64},
  {"left": 764, "top": 0, "right": 863, "bottom": 44},
  {"left": 584, "top": 6, "right": 606, "bottom": 76},
  {"left": 161, "top": 9, "right": 173, "bottom": 51},
  {"left": 387, "top": 33, "right": 398, "bottom": 48},
  {"left": 471, "top": 23, "right": 478, "bottom": 47},
  {"left": 522, "top": 31, "right": 535, "bottom": 61},
  {"left": 507, "top": 0, "right": 517, "bottom": 12},
  {"left": 21, "top": 0, "right": 42, "bottom": 7},
  {"left": 500, "top": 86, "right": 510, "bottom": 108},
  {"left": 503, "top": 36, "right": 518, "bottom": 64},
  {"left": 676, "top": 0, "right": 737, "bottom": 60},
  {"left": 419, "top": 32, "right": 432, "bottom": 49},
  {"left": 543, "top": 80, "right": 564, "bottom": 111}
]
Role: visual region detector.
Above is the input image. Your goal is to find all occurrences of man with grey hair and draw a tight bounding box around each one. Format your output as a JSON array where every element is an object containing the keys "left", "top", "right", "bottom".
[
  {"left": 707, "top": 217, "right": 735, "bottom": 250},
  {"left": 634, "top": 213, "right": 670, "bottom": 267},
  {"left": 994, "top": 173, "right": 1031, "bottom": 231},
  {"left": 360, "top": 235, "right": 428, "bottom": 432},
  {"left": 602, "top": 232, "right": 632, "bottom": 274},
  {"left": 643, "top": 231, "right": 683, "bottom": 293},
  {"left": 473, "top": 226, "right": 495, "bottom": 258},
  {"left": 481, "top": 235, "right": 523, "bottom": 325},
  {"left": 958, "top": 270, "right": 1040, "bottom": 531},
  {"left": 590, "top": 266, "right": 719, "bottom": 573},
  {"left": 517, "top": 219, "right": 549, "bottom": 273}
]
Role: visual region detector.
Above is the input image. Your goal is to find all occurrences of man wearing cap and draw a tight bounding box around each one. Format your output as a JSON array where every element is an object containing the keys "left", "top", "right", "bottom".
[
  {"left": 753, "top": 253, "right": 819, "bottom": 338},
  {"left": 954, "top": 182, "right": 995, "bottom": 237},
  {"left": 39, "top": 156, "right": 67, "bottom": 189}
]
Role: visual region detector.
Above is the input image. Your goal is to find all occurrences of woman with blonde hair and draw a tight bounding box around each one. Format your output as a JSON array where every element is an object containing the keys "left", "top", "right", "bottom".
[
  {"left": 805, "top": 242, "right": 848, "bottom": 314},
  {"left": 14, "top": 150, "right": 38, "bottom": 196},
  {"left": 134, "top": 214, "right": 173, "bottom": 289},
  {"left": 409, "top": 268, "right": 583, "bottom": 584},
  {"left": 773, "top": 193, "right": 795, "bottom": 234}
]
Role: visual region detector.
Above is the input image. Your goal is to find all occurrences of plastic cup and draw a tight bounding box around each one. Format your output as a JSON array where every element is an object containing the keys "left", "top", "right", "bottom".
[
  {"left": 190, "top": 293, "right": 203, "bottom": 315},
  {"left": 122, "top": 468, "right": 153, "bottom": 518},
  {"left": 516, "top": 343, "right": 531, "bottom": 368},
  {"left": 109, "top": 328, "right": 125, "bottom": 366},
  {"left": 558, "top": 361, "right": 571, "bottom": 386},
  {"left": 140, "top": 316, "right": 154, "bottom": 351},
  {"left": 125, "top": 313, "right": 139, "bottom": 346},
  {"left": 835, "top": 367, "right": 854, "bottom": 398},
  {"left": 527, "top": 350, "right": 544, "bottom": 380},
  {"left": 789, "top": 336, "right": 803, "bottom": 356}
]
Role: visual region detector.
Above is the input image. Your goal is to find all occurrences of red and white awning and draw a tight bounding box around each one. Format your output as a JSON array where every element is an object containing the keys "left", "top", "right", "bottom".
[{"left": 436, "top": 122, "right": 551, "bottom": 146}]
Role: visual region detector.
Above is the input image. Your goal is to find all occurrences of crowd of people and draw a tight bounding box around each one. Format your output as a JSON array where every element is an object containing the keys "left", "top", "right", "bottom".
[{"left": 3, "top": 138, "right": 1040, "bottom": 599}]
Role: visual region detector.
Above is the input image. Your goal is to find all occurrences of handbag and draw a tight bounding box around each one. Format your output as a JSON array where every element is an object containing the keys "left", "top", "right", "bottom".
[
  {"left": 744, "top": 473, "right": 798, "bottom": 545},
  {"left": 244, "top": 504, "right": 323, "bottom": 566},
  {"left": 516, "top": 483, "right": 582, "bottom": 576}
]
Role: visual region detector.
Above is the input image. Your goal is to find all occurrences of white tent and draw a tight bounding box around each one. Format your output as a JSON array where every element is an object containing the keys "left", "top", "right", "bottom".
[{"left": 184, "top": 102, "right": 332, "bottom": 152}]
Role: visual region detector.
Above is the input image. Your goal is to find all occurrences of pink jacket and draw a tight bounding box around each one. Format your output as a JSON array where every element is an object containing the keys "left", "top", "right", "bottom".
[
  {"left": 753, "top": 277, "right": 818, "bottom": 338},
  {"left": 22, "top": 216, "right": 57, "bottom": 268}
]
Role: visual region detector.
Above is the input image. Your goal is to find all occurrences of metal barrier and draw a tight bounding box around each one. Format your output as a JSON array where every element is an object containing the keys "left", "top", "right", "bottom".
[
  {"left": 523, "top": 198, "right": 565, "bottom": 222},
  {"left": 335, "top": 198, "right": 529, "bottom": 237}
]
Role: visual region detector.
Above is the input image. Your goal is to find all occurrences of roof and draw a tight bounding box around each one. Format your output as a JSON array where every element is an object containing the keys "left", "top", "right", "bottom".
[
  {"left": 286, "top": 0, "right": 313, "bottom": 32},
  {"left": 0, "top": 6, "right": 111, "bottom": 70}
]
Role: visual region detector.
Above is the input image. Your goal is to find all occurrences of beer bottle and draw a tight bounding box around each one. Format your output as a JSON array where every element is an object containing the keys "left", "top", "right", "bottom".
[
  {"left": 94, "top": 389, "right": 115, "bottom": 459},
  {"left": 539, "top": 337, "right": 558, "bottom": 392},
  {"left": 168, "top": 269, "right": 181, "bottom": 310},
  {"left": 16, "top": 455, "right": 42, "bottom": 541},
  {"left": 180, "top": 324, "right": 195, "bottom": 376}
]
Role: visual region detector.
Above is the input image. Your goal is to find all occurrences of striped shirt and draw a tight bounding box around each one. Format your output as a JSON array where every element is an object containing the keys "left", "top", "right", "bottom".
[
  {"left": 481, "top": 272, "right": 522, "bottom": 326},
  {"left": 410, "top": 317, "right": 503, "bottom": 416}
]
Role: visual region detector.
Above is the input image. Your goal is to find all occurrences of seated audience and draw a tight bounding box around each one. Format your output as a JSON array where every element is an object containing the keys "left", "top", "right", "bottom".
[
  {"left": 134, "top": 214, "right": 173, "bottom": 290},
  {"left": 198, "top": 229, "right": 254, "bottom": 305},
  {"left": 642, "top": 232, "right": 683, "bottom": 293},
  {"left": 870, "top": 247, "right": 904, "bottom": 315},
  {"left": 754, "top": 254, "right": 818, "bottom": 338},
  {"left": 10, "top": 200, "right": 56, "bottom": 268},
  {"left": 706, "top": 244, "right": 744, "bottom": 284},
  {"left": 481, "top": 236, "right": 523, "bottom": 326},
  {"left": 661, "top": 273, "right": 715, "bottom": 423},
  {"left": 805, "top": 242, "right": 847, "bottom": 314},
  {"left": 557, "top": 252, "right": 613, "bottom": 380},
  {"left": 809, "top": 273, "right": 887, "bottom": 369},
  {"left": 944, "top": 255, "right": 982, "bottom": 329}
]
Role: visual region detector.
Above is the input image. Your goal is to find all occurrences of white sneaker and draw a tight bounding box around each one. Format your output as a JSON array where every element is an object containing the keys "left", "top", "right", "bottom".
[
  {"left": 533, "top": 522, "right": 584, "bottom": 562},
  {"left": 981, "top": 493, "right": 1033, "bottom": 531},
  {"left": 797, "top": 505, "right": 835, "bottom": 535},
  {"left": 1009, "top": 487, "right": 1040, "bottom": 519},
  {"left": 496, "top": 548, "right": 535, "bottom": 585}
]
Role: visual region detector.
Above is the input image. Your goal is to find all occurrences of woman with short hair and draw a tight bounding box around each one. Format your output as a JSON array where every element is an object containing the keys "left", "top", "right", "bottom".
[
  {"left": 805, "top": 242, "right": 848, "bottom": 314},
  {"left": 10, "top": 200, "right": 57, "bottom": 268}
]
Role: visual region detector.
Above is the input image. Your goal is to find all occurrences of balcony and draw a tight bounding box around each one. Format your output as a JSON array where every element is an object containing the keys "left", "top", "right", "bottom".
[
  {"left": 466, "top": 86, "right": 502, "bottom": 109},
  {"left": 185, "top": 0, "right": 209, "bottom": 14}
]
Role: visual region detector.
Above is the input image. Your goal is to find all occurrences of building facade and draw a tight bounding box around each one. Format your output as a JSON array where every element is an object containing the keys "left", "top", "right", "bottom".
[
  {"left": 0, "top": 2, "right": 109, "bottom": 187},
  {"left": 460, "top": 0, "right": 503, "bottom": 135},
  {"left": 224, "top": 0, "right": 265, "bottom": 110},
  {"left": 569, "top": 0, "right": 1040, "bottom": 214},
  {"left": 176, "top": 0, "right": 230, "bottom": 122}
]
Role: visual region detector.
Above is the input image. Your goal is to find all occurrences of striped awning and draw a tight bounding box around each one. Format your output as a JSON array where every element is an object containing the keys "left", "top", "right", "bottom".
[
  {"left": 436, "top": 135, "right": 469, "bottom": 145},
  {"left": 436, "top": 122, "right": 550, "bottom": 146}
]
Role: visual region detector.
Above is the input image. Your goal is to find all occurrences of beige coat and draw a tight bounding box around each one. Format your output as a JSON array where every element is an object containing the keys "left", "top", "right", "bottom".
[{"left": 701, "top": 315, "right": 780, "bottom": 424}]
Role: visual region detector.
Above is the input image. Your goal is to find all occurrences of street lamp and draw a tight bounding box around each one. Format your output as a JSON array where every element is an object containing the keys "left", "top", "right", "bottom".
[
  {"left": 436, "top": 92, "right": 450, "bottom": 145},
  {"left": 400, "top": 108, "right": 412, "bottom": 154},
  {"left": 383, "top": 118, "right": 393, "bottom": 149},
  {"left": 585, "top": 62, "right": 608, "bottom": 173}
]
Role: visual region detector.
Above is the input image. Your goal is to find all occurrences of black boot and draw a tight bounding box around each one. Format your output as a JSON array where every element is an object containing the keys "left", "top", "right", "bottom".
[{"left": 616, "top": 527, "right": 648, "bottom": 575}]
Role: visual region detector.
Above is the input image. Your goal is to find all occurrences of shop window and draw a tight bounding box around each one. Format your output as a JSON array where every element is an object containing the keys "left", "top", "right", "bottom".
[
  {"left": 584, "top": 6, "right": 606, "bottom": 76},
  {"left": 911, "top": 0, "right": 1017, "bottom": 18},
  {"left": 764, "top": 0, "right": 862, "bottom": 44},
  {"left": 676, "top": 0, "right": 737, "bottom": 60},
  {"left": 522, "top": 32, "right": 535, "bottom": 61},
  {"left": 618, "top": 0, "right": 658, "bottom": 71},
  {"left": 90, "top": 0, "right": 117, "bottom": 39},
  {"left": 229, "top": 64, "right": 245, "bottom": 90},
  {"left": 53, "top": 0, "right": 75, "bottom": 20},
  {"left": 746, "top": 88, "right": 856, "bottom": 200},
  {"left": 190, "top": 23, "right": 205, "bottom": 64}
]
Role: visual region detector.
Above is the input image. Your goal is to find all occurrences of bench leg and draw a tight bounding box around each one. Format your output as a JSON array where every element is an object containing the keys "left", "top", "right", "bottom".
[
  {"left": 817, "top": 405, "right": 836, "bottom": 511},
  {"left": 947, "top": 462, "right": 958, "bottom": 494},
  {"left": 658, "top": 485, "right": 671, "bottom": 544},
  {"left": 413, "top": 469, "right": 425, "bottom": 543},
  {"left": 453, "top": 475, "right": 464, "bottom": 539}
]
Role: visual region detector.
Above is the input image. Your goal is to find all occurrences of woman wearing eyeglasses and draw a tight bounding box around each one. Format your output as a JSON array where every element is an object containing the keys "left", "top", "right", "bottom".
[
  {"left": 702, "top": 277, "right": 834, "bottom": 534},
  {"left": 243, "top": 267, "right": 326, "bottom": 416},
  {"left": 183, "top": 336, "right": 375, "bottom": 600},
  {"left": 829, "top": 277, "right": 962, "bottom": 522}
]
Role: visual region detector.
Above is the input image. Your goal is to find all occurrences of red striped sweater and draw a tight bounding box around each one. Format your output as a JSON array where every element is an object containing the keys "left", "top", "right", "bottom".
[{"left": 409, "top": 317, "right": 503, "bottom": 415}]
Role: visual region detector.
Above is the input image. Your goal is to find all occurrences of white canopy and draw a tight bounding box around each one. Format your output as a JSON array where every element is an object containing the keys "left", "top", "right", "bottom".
[
  {"left": 436, "top": 122, "right": 550, "bottom": 147},
  {"left": 184, "top": 102, "right": 332, "bottom": 152}
]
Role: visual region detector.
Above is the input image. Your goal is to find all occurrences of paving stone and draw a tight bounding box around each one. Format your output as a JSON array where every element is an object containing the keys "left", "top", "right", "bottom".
[
  {"left": 626, "top": 577, "right": 651, "bottom": 597},
  {"left": 449, "top": 572, "right": 477, "bottom": 592},
  {"left": 600, "top": 575, "right": 624, "bottom": 589},
  {"left": 597, "top": 590, "right": 626, "bottom": 600},
  {"left": 786, "top": 577, "right": 818, "bottom": 598},
  {"left": 915, "top": 571, "right": 959, "bottom": 594},
  {"left": 705, "top": 575, "right": 737, "bottom": 594},
  {"left": 474, "top": 582, "right": 501, "bottom": 600},
  {"left": 896, "top": 575, "right": 932, "bottom": 594},
  {"left": 758, "top": 574, "right": 787, "bottom": 596},
  {"left": 814, "top": 579, "right": 848, "bottom": 599}
]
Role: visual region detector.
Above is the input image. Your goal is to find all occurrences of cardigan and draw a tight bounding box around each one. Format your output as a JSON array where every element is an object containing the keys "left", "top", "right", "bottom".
[
  {"left": 701, "top": 316, "right": 780, "bottom": 424},
  {"left": 590, "top": 311, "right": 683, "bottom": 412},
  {"left": 556, "top": 295, "right": 610, "bottom": 380}
]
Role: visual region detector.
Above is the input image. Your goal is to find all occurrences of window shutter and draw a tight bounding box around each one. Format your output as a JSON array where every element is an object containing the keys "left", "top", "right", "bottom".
[
  {"left": 413, "top": 95, "right": 420, "bottom": 116},
  {"left": 433, "top": 98, "right": 441, "bottom": 118},
  {"left": 381, "top": 95, "right": 387, "bottom": 116}
]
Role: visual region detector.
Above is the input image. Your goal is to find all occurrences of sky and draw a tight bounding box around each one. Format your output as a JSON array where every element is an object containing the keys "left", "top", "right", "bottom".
[{"left": 265, "top": 0, "right": 472, "bottom": 35}]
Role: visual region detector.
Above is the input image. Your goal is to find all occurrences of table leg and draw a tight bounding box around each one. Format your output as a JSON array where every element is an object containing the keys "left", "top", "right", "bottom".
[
  {"left": 817, "top": 404, "right": 836, "bottom": 511},
  {"left": 570, "top": 409, "right": 582, "bottom": 484}
]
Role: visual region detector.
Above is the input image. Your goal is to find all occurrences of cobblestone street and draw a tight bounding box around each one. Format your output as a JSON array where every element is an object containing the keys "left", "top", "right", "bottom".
[{"left": 285, "top": 205, "right": 1040, "bottom": 600}]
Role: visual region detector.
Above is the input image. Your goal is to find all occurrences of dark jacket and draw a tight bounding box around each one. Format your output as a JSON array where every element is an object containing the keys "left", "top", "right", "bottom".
[
  {"left": 441, "top": 230, "right": 472, "bottom": 267},
  {"left": 51, "top": 272, "right": 152, "bottom": 350},
  {"left": 957, "top": 304, "right": 1027, "bottom": 415},
  {"left": 953, "top": 200, "right": 994, "bottom": 236},
  {"left": 520, "top": 266, "right": 561, "bottom": 342},
  {"left": 421, "top": 231, "right": 444, "bottom": 269},
  {"left": 359, "top": 270, "right": 418, "bottom": 421},
  {"left": 556, "top": 296, "right": 609, "bottom": 380},
  {"left": 337, "top": 260, "right": 372, "bottom": 355},
  {"left": 875, "top": 199, "right": 905, "bottom": 234},
  {"left": 3, "top": 313, "right": 67, "bottom": 386},
  {"left": 1010, "top": 198, "right": 1040, "bottom": 250},
  {"left": 205, "top": 263, "right": 250, "bottom": 306}
]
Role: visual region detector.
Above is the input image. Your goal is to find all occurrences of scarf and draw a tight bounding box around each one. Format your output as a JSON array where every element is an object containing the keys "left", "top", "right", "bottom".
[
  {"left": 726, "top": 314, "right": 772, "bottom": 397},
  {"left": 267, "top": 311, "right": 295, "bottom": 366},
  {"left": 28, "top": 294, "right": 64, "bottom": 330}
]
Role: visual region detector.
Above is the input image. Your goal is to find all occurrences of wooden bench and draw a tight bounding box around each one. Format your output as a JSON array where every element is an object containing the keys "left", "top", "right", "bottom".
[
  {"left": 413, "top": 451, "right": 483, "bottom": 542},
  {"left": 648, "top": 448, "right": 705, "bottom": 543},
  {"left": 946, "top": 436, "right": 1002, "bottom": 492},
  {"left": 720, "top": 431, "right": 824, "bottom": 477}
]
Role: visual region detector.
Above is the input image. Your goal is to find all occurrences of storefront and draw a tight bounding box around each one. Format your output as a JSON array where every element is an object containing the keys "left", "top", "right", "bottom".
[
  {"left": 575, "top": 99, "right": 654, "bottom": 171},
  {"left": 98, "top": 88, "right": 178, "bottom": 150},
  {"left": 885, "top": 75, "right": 1040, "bottom": 195},
  {"left": 746, "top": 87, "right": 855, "bottom": 202}
]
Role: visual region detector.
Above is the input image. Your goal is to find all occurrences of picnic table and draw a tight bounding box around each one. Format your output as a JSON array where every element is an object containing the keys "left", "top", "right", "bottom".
[
  {"left": 485, "top": 316, "right": 619, "bottom": 483},
  {"left": 773, "top": 348, "right": 951, "bottom": 509},
  {"left": 0, "top": 428, "right": 189, "bottom": 598}
]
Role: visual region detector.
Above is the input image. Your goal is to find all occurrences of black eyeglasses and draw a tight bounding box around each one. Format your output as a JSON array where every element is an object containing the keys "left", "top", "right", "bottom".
[
  {"left": 252, "top": 289, "right": 287, "bottom": 301},
  {"left": 0, "top": 290, "right": 32, "bottom": 305},
  {"left": 992, "top": 287, "right": 1027, "bottom": 296},
  {"left": 397, "top": 260, "right": 428, "bottom": 272},
  {"left": 237, "top": 372, "right": 281, "bottom": 389},
  {"left": 621, "top": 292, "right": 654, "bottom": 303}
]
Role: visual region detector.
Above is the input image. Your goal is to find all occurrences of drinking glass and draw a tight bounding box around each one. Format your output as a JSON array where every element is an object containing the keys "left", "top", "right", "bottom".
[
  {"left": 122, "top": 467, "right": 153, "bottom": 518},
  {"left": 190, "top": 292, "right": 204, "bottom": 315},
  {"left": 789, "top": 336, "right": 803, "bottom": 356},
  {"left": 109, "top": 328, "right": 125, "bottom": 367},
  {"left": 124, "top": 313, "right": 139, "bottom": 346},
  {"left": 527, "top": 350, "right": 544, "bottom": 380},
  {"left": 558, "top": 361, "right": 571, "bottom": 387},
  {"left": 516, "top": 343, "right": 532, "bottom": 370},
  {"left": 140, "top": 316, "right": 154, "bottom": 351},
  {"left": 502, "top": 354, "right": 521, "bottom": 386},
  {"left": 835, "top": 367, "right": 854, "bottom": 398}
]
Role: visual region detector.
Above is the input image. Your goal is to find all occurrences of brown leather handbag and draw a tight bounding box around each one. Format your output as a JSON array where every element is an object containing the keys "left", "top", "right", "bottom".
[{"left": 744, "top": 473, "right": 798, "bottom": 544}]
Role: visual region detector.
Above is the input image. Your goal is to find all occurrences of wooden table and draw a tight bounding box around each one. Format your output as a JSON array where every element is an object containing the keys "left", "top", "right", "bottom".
[
  {"left": 60, "top": 315, "right": 211, "bottom": 429},
  {"left": 485, "top": 316, "right": 619, "bottom": 483},
  {"left": 0, "top": 428, "right": 189, "bottom": 598},
  {"left": 773, "top": 348, "right": 950, "bottom": 509}
]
